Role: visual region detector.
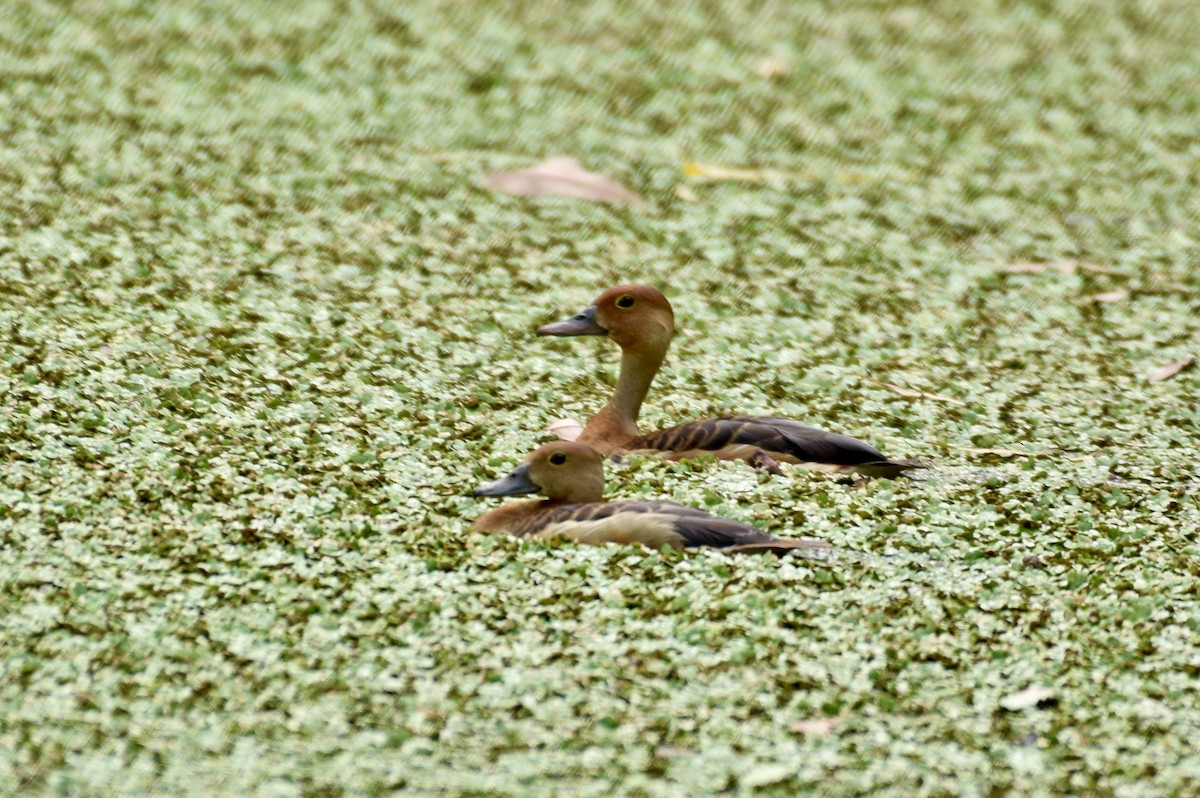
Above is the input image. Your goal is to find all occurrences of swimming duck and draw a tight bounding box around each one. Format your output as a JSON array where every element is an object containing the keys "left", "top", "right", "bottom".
[
  {"left": 473, "top": 441, "right": 829, "bottom": 554},
  {"left": 537, "top": 284, "right": 926, "bottom": 478}
]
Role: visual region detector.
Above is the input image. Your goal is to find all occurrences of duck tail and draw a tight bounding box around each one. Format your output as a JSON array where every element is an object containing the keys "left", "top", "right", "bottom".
[
  {"left": 720, "top": 538, "right": 831, "bottom": 556},
  {"left": 853, "top": 459, "right": 930, "bottom": 479}
]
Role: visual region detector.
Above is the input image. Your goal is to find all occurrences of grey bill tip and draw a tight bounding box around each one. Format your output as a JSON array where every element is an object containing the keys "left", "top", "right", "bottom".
[
  {"left": 473, "top": 463, "right": 542, "bottom": 497},
  {"left": 536, "top": 305, "right": 606, "bottom": 337}
]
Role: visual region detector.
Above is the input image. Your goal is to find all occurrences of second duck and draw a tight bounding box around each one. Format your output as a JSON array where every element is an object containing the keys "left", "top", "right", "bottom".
[
  {"left": 538, "top": 284, "right": 926, "bottom": 478},
  {"left": 475, "top": 441, "right": 828, "bottom": 554}
]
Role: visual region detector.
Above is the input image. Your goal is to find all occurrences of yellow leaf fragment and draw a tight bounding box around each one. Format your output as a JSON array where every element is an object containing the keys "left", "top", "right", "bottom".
[{"left": 683, "top": 161, "right": 799, "bottom": 183}]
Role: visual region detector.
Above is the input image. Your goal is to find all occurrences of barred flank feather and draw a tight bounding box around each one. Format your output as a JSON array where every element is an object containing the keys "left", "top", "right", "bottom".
[{"left": 632, "top": 416, "right": 927, "bottom": 476}]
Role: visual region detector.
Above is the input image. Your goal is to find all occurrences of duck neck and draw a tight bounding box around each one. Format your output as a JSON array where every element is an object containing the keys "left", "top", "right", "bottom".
[{"left": 585, "top": 344, "right": 665, "bottom": 443}]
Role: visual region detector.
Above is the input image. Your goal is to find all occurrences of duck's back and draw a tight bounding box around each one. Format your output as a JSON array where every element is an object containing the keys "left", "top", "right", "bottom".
[
  {"left": 629, "top": 415, "right": 923, "bottom": 476},
  {"left": 520, "top": 499, "right": 821, "bottom": 551}
]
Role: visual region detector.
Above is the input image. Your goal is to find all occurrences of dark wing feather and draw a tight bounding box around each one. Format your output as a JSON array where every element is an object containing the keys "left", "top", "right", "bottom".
[
  {"left": 738, "top": 416, "right": 889, "bottom": 465},
  {"left": 631, "top": 416, "right": 888, "bottom": 466},
  {"left": 721, "top": 539, "right": 831, "bottom": 555},
  {"left": 731, "top": 417, "right": 928, "bottom": 474},
  {"left": 646, "top": 504, "right": 780, "bottom": 549},
  {"left": 608, "top": 500, "right": 795, "bottom": 548}
]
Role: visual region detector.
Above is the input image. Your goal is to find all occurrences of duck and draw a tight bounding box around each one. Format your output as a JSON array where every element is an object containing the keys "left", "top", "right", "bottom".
[
  {"left": 473, "top": 441, "right": 829, "bottom": 554},
  {"left": 537, "top": 284, "right": 926, "bottom": 478}
]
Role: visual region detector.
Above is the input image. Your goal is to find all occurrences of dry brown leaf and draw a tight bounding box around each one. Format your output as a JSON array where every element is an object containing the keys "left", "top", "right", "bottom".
[
  {"left": 754, "top": 55, "right": 790, "bottom": 79},
  {"left": 999, "top": 685, "right": 1056, "bottom": 711},
  {"left": 1148, "top": 356, "right": 1194, "bottom": 383},
  {"left": 871, "top": 379, "right": 966, "bottom": 406},
  {"left": 1090, "top": 290, "right": 1128, "bottom": 303},
  {"left": 790, "top": 716, "right": 841, "bottom": 736},
  {"left": 546, "top": 418, "right": 584, "bottom": 441},
  {"left": 1000, "top": 261, "right": 1116, "bottom": 276},
  {"left": 484, "top": 157, "right": 644, "bottom": 205}
]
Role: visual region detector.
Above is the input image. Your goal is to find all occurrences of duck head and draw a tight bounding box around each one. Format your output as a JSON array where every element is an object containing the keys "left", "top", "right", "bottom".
[
  {"left": 474, "top": 441, "right": 605, "bottom": 503},
  {"left": 537, "top": 284, "right": 674, "bottom": 353}
]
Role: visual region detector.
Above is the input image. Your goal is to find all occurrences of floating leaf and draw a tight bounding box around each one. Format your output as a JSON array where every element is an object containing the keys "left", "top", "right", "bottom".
[
  {"left": 999, "top": 685, "right": 1056, "bottom": 711},
  {"left": 1089, "top": 290, "right": 1128, "bottom": 303},
  {"left": 484, "top": 157, "right": 644, "bottom": 205},
  {"left": 790, "top": 716, "right": 841, "bottom": 736},
  {"left": 1148, "top": 356, "right": 1194, "bottom": 383},
  {"left": 546, "top": 418, "right": 584, "bottom": 441},
  {"left": 870, "top": 379, "right": 966, "bottom": 406}
]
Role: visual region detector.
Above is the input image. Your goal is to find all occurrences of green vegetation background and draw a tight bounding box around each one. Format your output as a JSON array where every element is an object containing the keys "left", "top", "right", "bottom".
[{"left": 2, "top": 0, "right": 1199, "bottom": 795}]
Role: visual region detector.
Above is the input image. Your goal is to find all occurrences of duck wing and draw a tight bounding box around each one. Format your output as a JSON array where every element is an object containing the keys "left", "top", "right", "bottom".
[
  {"left": 630, "top": 416, "right": 925, "bottom": 477},
  {"left": 523, "top": 500, "right": 828, "bottom": 553}
]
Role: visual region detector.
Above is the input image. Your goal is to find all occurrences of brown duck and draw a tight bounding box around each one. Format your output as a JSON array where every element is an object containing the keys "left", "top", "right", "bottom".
[
  {"left": 538, "top": 284, "right": 926, "bottom": 478},
  {"left": 473, "top": 441, "right": 829, "bottom": 554}
]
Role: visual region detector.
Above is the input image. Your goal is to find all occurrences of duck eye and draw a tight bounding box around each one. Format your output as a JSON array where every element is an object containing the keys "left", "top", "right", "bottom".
[
  {"left": 616, "top": 295, "right": 635, "bottom": 309},
  {"left": 549, "top": 452, "right": 567, "bottom": 465}
]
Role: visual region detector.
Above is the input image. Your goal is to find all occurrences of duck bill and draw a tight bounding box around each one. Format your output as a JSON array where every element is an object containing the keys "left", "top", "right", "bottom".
[
  {"left": 473, "top": 463, "right": 542, "bottom": 497},
  {"left": 536, "top": 305, "right": 606, "bottom": 337}
]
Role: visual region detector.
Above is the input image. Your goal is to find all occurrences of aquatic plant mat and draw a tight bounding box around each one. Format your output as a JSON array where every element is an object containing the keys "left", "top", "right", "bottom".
[{"left": 2, "top": 1, "right": 1198, "bottom": 795}]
